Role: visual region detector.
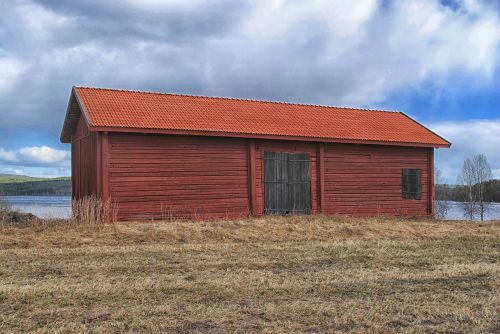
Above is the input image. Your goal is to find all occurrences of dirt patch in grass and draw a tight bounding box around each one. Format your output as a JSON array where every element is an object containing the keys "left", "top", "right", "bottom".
[{"left": 0, "top": 216, "right": 498, "bottom": 333}]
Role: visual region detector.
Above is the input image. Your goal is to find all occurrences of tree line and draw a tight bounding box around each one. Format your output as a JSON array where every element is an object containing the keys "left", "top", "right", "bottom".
[
  {"left": 435, "top": 180, "right": 500, "bottom": 202},
  {"left": 0, "top": 179, "right": 71, "bottom": 196},
  {"left": 435, "top": 154, "right": 497, "bottom": 221}
]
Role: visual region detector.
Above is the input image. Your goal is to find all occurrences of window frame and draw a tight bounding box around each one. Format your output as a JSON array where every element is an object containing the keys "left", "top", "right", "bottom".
[{"left": 402, "top": 168, "right": 422, "bottom": 200}]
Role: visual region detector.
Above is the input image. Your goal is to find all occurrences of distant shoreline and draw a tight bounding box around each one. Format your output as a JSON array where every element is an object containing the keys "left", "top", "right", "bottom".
[{"left": 0, "top": 179, "right": 71, "bottom": 196}]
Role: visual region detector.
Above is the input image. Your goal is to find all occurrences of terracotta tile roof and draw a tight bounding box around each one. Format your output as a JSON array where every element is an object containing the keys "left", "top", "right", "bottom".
[{"left": 61, "top": 87, "right": 450, "bottom": 147}]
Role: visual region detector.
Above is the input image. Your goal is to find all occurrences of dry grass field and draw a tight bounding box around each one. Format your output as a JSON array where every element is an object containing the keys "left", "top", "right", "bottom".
[{"left": 0, "top": 215, "right": 499, "bottom": 333}]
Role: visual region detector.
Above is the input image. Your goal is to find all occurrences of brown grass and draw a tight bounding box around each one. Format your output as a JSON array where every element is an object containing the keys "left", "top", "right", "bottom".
[
  {"left": 0, "top": 195, "right": 118, "bottom": 227},
  {"left": 0, "top": 216, "right": 499, "bottom": 333},
  {"left": 71, "top": 196, "right": 118, "bottom": 225}
]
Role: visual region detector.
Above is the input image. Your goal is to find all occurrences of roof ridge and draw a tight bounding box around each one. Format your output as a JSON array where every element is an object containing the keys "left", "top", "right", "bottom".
[{"left": 74, "top": 86, "right": 401, "bottom": 114}]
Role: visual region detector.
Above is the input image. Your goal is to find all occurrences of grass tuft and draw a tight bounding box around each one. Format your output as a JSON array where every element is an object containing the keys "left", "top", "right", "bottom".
[{"left": 71, "top": 195, "right": 118, "bottom": 226}]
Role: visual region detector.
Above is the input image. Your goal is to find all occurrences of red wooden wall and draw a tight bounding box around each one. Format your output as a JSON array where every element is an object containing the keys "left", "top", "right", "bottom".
[
  {"left": 107, "top": 133, "right": 250, "bottom": 220},
  {"left": 322, "top": 143, "right": 432, "bottom": 216},
  {"left": 72, "top": 128, "right": 434, "bottom": 220},
  {"left": 71, "top": 116, "right": 99, "bottom": 199}
]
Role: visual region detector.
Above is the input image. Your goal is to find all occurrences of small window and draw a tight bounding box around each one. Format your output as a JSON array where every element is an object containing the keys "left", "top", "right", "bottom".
[{"left": 402, "top": 169, "right": 421, "bottom": 199}]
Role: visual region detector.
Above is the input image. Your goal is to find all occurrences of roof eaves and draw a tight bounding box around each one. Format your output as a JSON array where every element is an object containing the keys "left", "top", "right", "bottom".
[
  {"left": 398, "top": 112, "right": 452, "bottom": 148},
  {"left": 90, "top": 125, "right": 449, "bottom": 148},
  {"left": 73, "top": 87, "right": 93, "bottom": 128},
  {"left": 60, "top": 89, "right": 75, "bottom": 143},
  {"left": 60, "top": 87, "right": 95, "bottom": 143}
]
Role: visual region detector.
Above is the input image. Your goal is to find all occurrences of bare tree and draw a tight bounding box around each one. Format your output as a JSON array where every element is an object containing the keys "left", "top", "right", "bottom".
[
  {"left": 459, "top": 158, "right": 478, "bottom": 220},
  {"left": 434, "top": 168, "right": 450, "bottom": 220},
  {"left": 472, "top": 154, "right": 492, "bottom": 221},
  {"left": 458, "top": 154, "right": 493, "bottom": 221}
]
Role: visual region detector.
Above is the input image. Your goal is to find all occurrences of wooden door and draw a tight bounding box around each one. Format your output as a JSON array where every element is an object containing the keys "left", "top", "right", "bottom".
[{"left": 264, "top": 151, "right": 311, "bottom": 215}]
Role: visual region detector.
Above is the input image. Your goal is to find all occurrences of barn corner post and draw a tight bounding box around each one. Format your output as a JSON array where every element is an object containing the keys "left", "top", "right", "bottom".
[
  {"left": 96, "top": 132, "right": 102, "bottom": 199},
  {"left": 317, "top": 142, "right": 325, "bottom": 214},
  {"left": 71, "top": 135, "right": 79, "bottom": 201},
  {"left": 70, "top": 134, "right": 79, "bottom": 222},
  {"left": 101, "top": 132, "right": 111, "bottom": 222}
]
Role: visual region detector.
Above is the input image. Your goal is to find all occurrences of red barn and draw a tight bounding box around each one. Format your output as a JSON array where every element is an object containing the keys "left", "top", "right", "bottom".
[{"left": 60, "top": 87, "right": 450, "bottom": 221}]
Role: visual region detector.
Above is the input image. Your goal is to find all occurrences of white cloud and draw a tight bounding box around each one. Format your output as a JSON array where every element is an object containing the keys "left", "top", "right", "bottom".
[
  {"left": 126, "top": 0, "right": 207, "bottom": 11},
  {"left": 0, "top": 146, "right": 70, "bottom": 167},
  {"left": 0, "top": 57, "right": 26, "bottom": 93},
  {"left": 0, "top": 167, "right": 23, "bottom": 175},
  {"left": 18, "top": 146, "right": 70, "bottom": 165},
  {"left": 244, "top": 0, "right": 378, "bottom": 37},
  {"left": 0, "top": 166, "right": 70, "bottom": 178},
  {"left": 0, "top": 148, "right": 17, "bottom": 163},
  {"left": 428, "top": 119, "right": 500, "bottom": 183},
  {"left": 195, "top": 0, "right": 500, "bottom": 106},
  {"left": 1, "top": 0, "right": 498, "bottom": 123}
]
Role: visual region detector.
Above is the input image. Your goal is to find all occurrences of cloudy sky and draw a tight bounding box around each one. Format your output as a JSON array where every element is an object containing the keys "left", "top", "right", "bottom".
[{"left": 0, "top": 0, "right": 499, "bottom": 182}]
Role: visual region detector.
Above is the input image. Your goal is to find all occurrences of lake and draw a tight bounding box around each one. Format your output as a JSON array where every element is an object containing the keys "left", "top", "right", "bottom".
[
  {"left": 3, "top": 196, "right": 500, "bottom": 220},
  {"left": 4, "top": 196, "right": 72, "bottom": 219},
  {"left": 439, "top": 201, "right": 500, "bottom": 220}
]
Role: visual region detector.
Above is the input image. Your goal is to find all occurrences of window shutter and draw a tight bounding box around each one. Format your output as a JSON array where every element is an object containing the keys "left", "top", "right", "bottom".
[
  {"left": 402, "top": 168, "right": 422, "bottom": 200},
  {"left": 402, "top": 169, "right": 409, "bottom": 198}
]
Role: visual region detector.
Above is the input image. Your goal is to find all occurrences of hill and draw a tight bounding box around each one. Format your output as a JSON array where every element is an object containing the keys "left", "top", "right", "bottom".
[
  {"left": 0, "top": 174, "right": 48, "bottom": 183},
  {"left": 0, "top": 173, "right": 70, "bottom": 184},
  {"left": 0, "top": 174, "right": 71, "bottom": 196}
]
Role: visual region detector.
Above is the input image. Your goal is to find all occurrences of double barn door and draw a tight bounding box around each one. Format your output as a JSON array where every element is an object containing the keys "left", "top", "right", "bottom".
[{"left": 264, "top": 151, "right": 311, "bottom": 215}]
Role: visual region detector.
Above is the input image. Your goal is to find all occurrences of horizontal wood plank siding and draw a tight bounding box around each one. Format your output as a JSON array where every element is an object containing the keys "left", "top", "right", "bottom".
[
  {"left": 70, "top": 115, "right": 434, "bottom": 220},
  {"left": 71, "top": 115, "right": 98, "bottom": 199},
  {"left": 323, "top": 143, "right": 430, "bottom": 216},
  {"left": 108, "top": 133, "right": 249, "bottom": 220}
]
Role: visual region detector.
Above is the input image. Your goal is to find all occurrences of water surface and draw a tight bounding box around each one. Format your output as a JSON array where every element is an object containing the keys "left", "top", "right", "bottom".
[
  {"left": 3, "top": 196, "right": 500, "bottom": 220},
  {"left": 5, "top": 196, "right": 71, "bottom": 219},
  {"left": 438, "top": 201, "right": 500, "bottom": 221}
]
